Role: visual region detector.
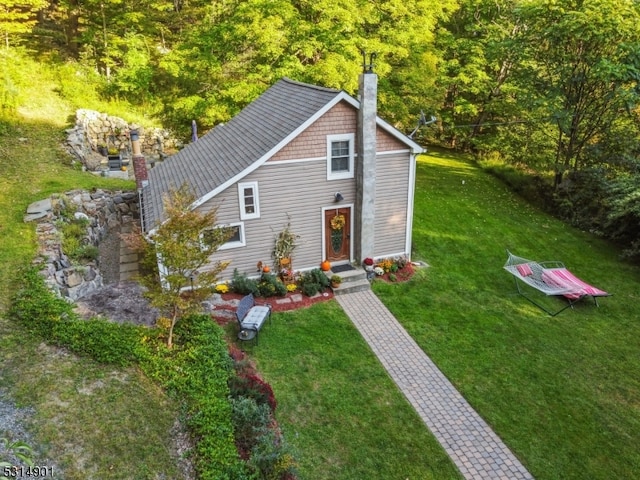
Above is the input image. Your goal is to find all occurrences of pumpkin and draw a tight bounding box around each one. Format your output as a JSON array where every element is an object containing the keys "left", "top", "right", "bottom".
[
  {"left": 262, "top": 265, "right": 271, "bottom": 273},
  {"left": 320, "top": 260, "right": 331, "bottom": 271}
]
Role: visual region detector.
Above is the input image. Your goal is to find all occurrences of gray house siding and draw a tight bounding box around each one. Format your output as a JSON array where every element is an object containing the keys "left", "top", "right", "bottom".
[
  {"left": 197, "top": 158, "right": 356, "bottom": 281},
  {"left": 373, "top": 151, "right": 412, "bottom": 258}
]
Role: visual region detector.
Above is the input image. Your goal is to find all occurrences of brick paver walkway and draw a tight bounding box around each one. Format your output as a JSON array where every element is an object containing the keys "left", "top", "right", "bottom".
[{"left": 336, "top": 289, "right": 534, "bottom": 480}]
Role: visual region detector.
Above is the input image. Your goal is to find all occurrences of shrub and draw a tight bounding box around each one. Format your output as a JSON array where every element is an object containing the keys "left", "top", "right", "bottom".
[
  {"left": 9, "top": 268, "right": 76, "bottom": 337},
  {"left": 141, "top": 315, "right": 246, "bottom": 479},
  {"left": 231, "top": 396, "right": 272, "bottom": 456},
  {"left": 11, "top": 273, "right": 246, "bottom": 479},
  {"left": 258, "top": 274, "right": 287, "bottom": 297},
  {"left": 229, "top": 373, "right": 277, "bottom": 413},
  {"left": 247, "top": 429, "right": 298, "bottom": 480},
  {"left": 298, "top": 268, "right": 329, "bottom": 297},
  {"left": 230, "top": 269, "right": 259, "bottom": 296}
]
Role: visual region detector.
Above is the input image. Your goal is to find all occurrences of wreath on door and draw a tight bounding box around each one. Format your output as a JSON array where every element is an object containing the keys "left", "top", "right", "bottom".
[{"left": 330, "top": 214, "right": 345, "bottom": 230}]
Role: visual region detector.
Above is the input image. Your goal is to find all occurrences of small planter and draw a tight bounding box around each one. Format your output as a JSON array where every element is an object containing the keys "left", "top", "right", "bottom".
[{"left": 330, "top": 274, "right": 342, "bottom": 288}]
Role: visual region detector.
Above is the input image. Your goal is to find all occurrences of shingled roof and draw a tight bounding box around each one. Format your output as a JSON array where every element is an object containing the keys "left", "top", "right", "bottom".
[
  {"left": 141, "top": 78, "right": 346, "bottom": 231},
  {"left": 140, "top": 77, "right": 423, "bottom": 232}
]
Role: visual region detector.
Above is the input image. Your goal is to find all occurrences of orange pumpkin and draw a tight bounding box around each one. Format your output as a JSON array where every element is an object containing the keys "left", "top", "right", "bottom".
[
  {"left": 262, "top": 265, "right": 271, "bottom": 273},
  {"left": 320, "top": 260, "right": 331, "bottom": 271}
]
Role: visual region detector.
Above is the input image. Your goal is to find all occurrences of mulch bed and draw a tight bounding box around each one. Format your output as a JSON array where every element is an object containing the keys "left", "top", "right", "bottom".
[
  {"left": 212, "top": 289, "right": 335, "bottom": 327},
  {"left": 372, "top": 263, "right": 416, "bottom": 283}
]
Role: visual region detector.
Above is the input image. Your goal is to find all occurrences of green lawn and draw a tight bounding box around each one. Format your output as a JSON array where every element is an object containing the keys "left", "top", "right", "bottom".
[
  {"left": 250, "top": 302, "right": 463, "bottom": 480},
  {"left": 251, "top": 150, "right": 639, "bottom": 480},
  {"left": 0, "top": 64, "right": 182, "bottom": 478},
  {"left": 373, "top": 150, "right": 640, "bottom": 479}
]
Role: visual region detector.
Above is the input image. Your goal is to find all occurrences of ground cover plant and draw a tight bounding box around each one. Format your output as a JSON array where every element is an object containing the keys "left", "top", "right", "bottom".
[
  {"left": 373, "top": 150, "right": 640, "bottom": 480},
  {"left": 0, "top": 56, "right": 187, "bottom": 478},
  {"left": 249, "top": 301, "right": 463, "bottom": 480}
]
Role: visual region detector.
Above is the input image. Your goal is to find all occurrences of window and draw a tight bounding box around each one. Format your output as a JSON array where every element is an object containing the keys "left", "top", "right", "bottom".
[
  {"left": 327, "top": 134, "right": 354, "bottom": 180},
  {"left": 238, "top": 182, "right": 260, "bottom": 220},
  {"left": 202, "top": 222, "right": 245, "bottom": 251}
]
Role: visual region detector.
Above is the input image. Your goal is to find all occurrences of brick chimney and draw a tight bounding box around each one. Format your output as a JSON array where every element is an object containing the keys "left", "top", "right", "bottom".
[
  {"left": 355, "top": 66, "right": 377, "bottom": 262},
  {"left": 130, "top": 127, "right": 148, "bottom": 190}
]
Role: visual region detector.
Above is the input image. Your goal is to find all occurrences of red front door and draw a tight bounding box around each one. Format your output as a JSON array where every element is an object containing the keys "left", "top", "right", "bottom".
[{"left": 325, "top": 207, "right": 351, "bottom": 263}]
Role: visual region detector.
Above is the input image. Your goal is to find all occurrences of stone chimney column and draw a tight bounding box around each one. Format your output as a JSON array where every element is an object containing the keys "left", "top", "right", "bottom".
[
  {"left": 355, "top": 71, "right": 377, "bottom": 262},
  {"left": 130, "top": 128, "right": 148, "bottom": 190}
]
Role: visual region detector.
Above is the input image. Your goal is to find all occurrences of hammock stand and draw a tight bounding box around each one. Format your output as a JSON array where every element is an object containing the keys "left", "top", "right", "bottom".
[{"left": 503, "top": 250, "right": 610, "bottom": 316}]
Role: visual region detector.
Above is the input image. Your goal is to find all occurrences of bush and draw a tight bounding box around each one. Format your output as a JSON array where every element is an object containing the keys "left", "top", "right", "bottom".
[
  {"left": 10, "top": 272, "right": 247, "bottom": 479},
  {"left": 247, "top": 429, "right": 298, "bottom": 480},
  {"left": 258, "top": 274, "right": 287, "bottom": 297},
  {"left": 298, "top": 268, "right": 329, "bottom": 297},
  {"left": 9, "top": 268, "right": 76, "bottom": 337},
  {"left": 140, "top": 315, "right": 246, "bottom": 479},
  {"left": 230, "top": 269, "right": 259, "bottom": 296},
  {"left": 231, "top": 396, "right": 272, "bottom": 455},
  {"left": 229, "top": 373, "right": 277, "bottom": 413}
]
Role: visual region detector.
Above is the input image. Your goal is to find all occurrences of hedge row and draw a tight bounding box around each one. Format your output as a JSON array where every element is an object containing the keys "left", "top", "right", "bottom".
[{"left": 9, "top": 268, "right": 248, "bottom": 479}]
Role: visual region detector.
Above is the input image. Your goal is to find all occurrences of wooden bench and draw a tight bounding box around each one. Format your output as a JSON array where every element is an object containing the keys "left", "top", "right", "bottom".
[{"left": 236, "top": 294, "right": 272, "bottom": 345}]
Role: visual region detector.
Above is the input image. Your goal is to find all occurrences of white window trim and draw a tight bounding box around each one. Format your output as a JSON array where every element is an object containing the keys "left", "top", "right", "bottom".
[
  {"left": 204, "top": 222, "right": 246, "bottom": 251},
  {"left": 326, "top": 133, "right": 355, "bottom": 180},
  {"left": 238, "top": 181, "right": 260, "bottom": 220}
]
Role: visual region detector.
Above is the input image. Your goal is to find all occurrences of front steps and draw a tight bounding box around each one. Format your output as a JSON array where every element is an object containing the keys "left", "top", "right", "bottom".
[{"left": 328, "top": 267, "right": 370, "bottom": 295}]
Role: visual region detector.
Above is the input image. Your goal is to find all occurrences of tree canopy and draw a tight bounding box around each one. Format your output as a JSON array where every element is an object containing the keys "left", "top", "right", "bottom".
[{"left": 4, "top": 0, "right": 640, "bottom": 257}]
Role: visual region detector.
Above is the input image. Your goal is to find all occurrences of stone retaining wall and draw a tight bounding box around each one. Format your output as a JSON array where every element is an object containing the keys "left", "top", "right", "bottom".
[
  {"left": 65, "top": 109, "right": 181, "bottom": 171},
  {"left": 26, "top": 189, "right": 139, "bottom": 301}
]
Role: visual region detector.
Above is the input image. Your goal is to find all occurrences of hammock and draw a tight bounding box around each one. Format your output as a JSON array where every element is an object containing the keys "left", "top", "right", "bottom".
[{"left": 504, "top": 250, "right": 609, "bottom": 315}]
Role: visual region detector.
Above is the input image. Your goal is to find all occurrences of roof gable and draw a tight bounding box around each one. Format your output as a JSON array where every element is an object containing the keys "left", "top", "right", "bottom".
[{"left": 142, "top": 77, "right": 423, "bottom": 231}]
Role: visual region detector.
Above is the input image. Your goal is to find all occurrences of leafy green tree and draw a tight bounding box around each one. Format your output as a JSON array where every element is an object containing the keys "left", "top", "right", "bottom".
[
  {"left": 138, "top": 184, "right": 231, "bottom": 348},
  {"left": 516, "top": 0, "right": 640, "bottom": 186},
  {"left": 435, "top": 0, "right": 525, "bottom": 149},
  {"left": 0, "top": 0, "right": 47, "bottom": 47}
]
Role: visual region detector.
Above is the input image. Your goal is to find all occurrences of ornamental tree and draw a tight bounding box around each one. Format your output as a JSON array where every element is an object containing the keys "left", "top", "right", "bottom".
[{"left": 137, "top": 184, "right": 231, "bottom": 348}]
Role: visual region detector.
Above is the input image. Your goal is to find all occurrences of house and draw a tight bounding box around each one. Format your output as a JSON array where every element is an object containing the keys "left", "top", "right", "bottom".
[{"left": 137, "top": 72, "right": 425, "bottom": 281}]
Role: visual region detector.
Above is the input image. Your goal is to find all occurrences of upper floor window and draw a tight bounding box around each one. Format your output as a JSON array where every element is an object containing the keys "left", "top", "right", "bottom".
[
  {"left": 327, "top": 134, "right": 354, "bottom": 180},
  {"left": 238, "top": 182, "right": 260, "bottom": 220}
]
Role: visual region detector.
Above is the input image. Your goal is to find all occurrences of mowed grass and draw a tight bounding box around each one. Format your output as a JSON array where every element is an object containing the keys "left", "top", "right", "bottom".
[
  {"left": 0, "top": 57, "right": 183, "bottom": 477},
  {"left": 250, "top": 301, "right": 463, "bottom": 480},
  {"left": 373, "top": 150, "right": 640, "bottom": 479}
]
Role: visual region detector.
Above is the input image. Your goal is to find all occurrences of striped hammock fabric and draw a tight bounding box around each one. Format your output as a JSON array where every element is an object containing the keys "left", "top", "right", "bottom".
[{"left": 504, "top": 251, "right": 609, "bottom": 300}]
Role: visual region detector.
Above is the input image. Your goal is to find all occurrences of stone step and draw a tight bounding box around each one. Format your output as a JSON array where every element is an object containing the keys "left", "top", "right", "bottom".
[
  {"left": 328, "top": 267, "right": 367, "bottom": 283},
  {"left": 331, "top": 278, "right": 371, "bottom": 295}
]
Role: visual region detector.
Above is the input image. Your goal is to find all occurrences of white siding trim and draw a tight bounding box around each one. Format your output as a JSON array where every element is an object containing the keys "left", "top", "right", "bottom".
[
  {"left": 218, "top": 222, "right": 246, "bottom": 250},
  {"left": 266, "top": 156, "right": 325, "bottom": 166},
  {"left": 405, "top": 153, "right": 417, "bottom": 257},
  {"left": 378, "top": 149, "right": 412, "bottom": 157},
  {"left": 326, "top": 133, "right": 355, "bottom": 180},
  {"left": 238, "top": 181, "right": 260, "bottom": 220}
]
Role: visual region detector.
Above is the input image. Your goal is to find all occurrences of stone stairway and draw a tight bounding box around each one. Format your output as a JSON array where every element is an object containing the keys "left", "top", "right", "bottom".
[{"left": 329, "top": 267, "right": 371, "bottom": 295}]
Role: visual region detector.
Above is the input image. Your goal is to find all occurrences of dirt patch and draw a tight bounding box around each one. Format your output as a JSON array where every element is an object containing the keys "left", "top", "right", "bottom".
[{"left": 75, "top": 282, "right": 159, "bottom": 326}]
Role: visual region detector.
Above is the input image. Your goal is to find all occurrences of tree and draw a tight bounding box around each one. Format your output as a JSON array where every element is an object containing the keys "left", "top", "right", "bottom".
[
  {"left": 435, "top": 0, "right": 526, "bottom": 149},
  {"left": 137, "top": 184, "right": 231, "bottom": 348},
  {"left": 0, "top": 0, "right": 47, "bottom": 48},
  {"left": 516, "top": 0, "right": 640, "bottom": 186}
]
